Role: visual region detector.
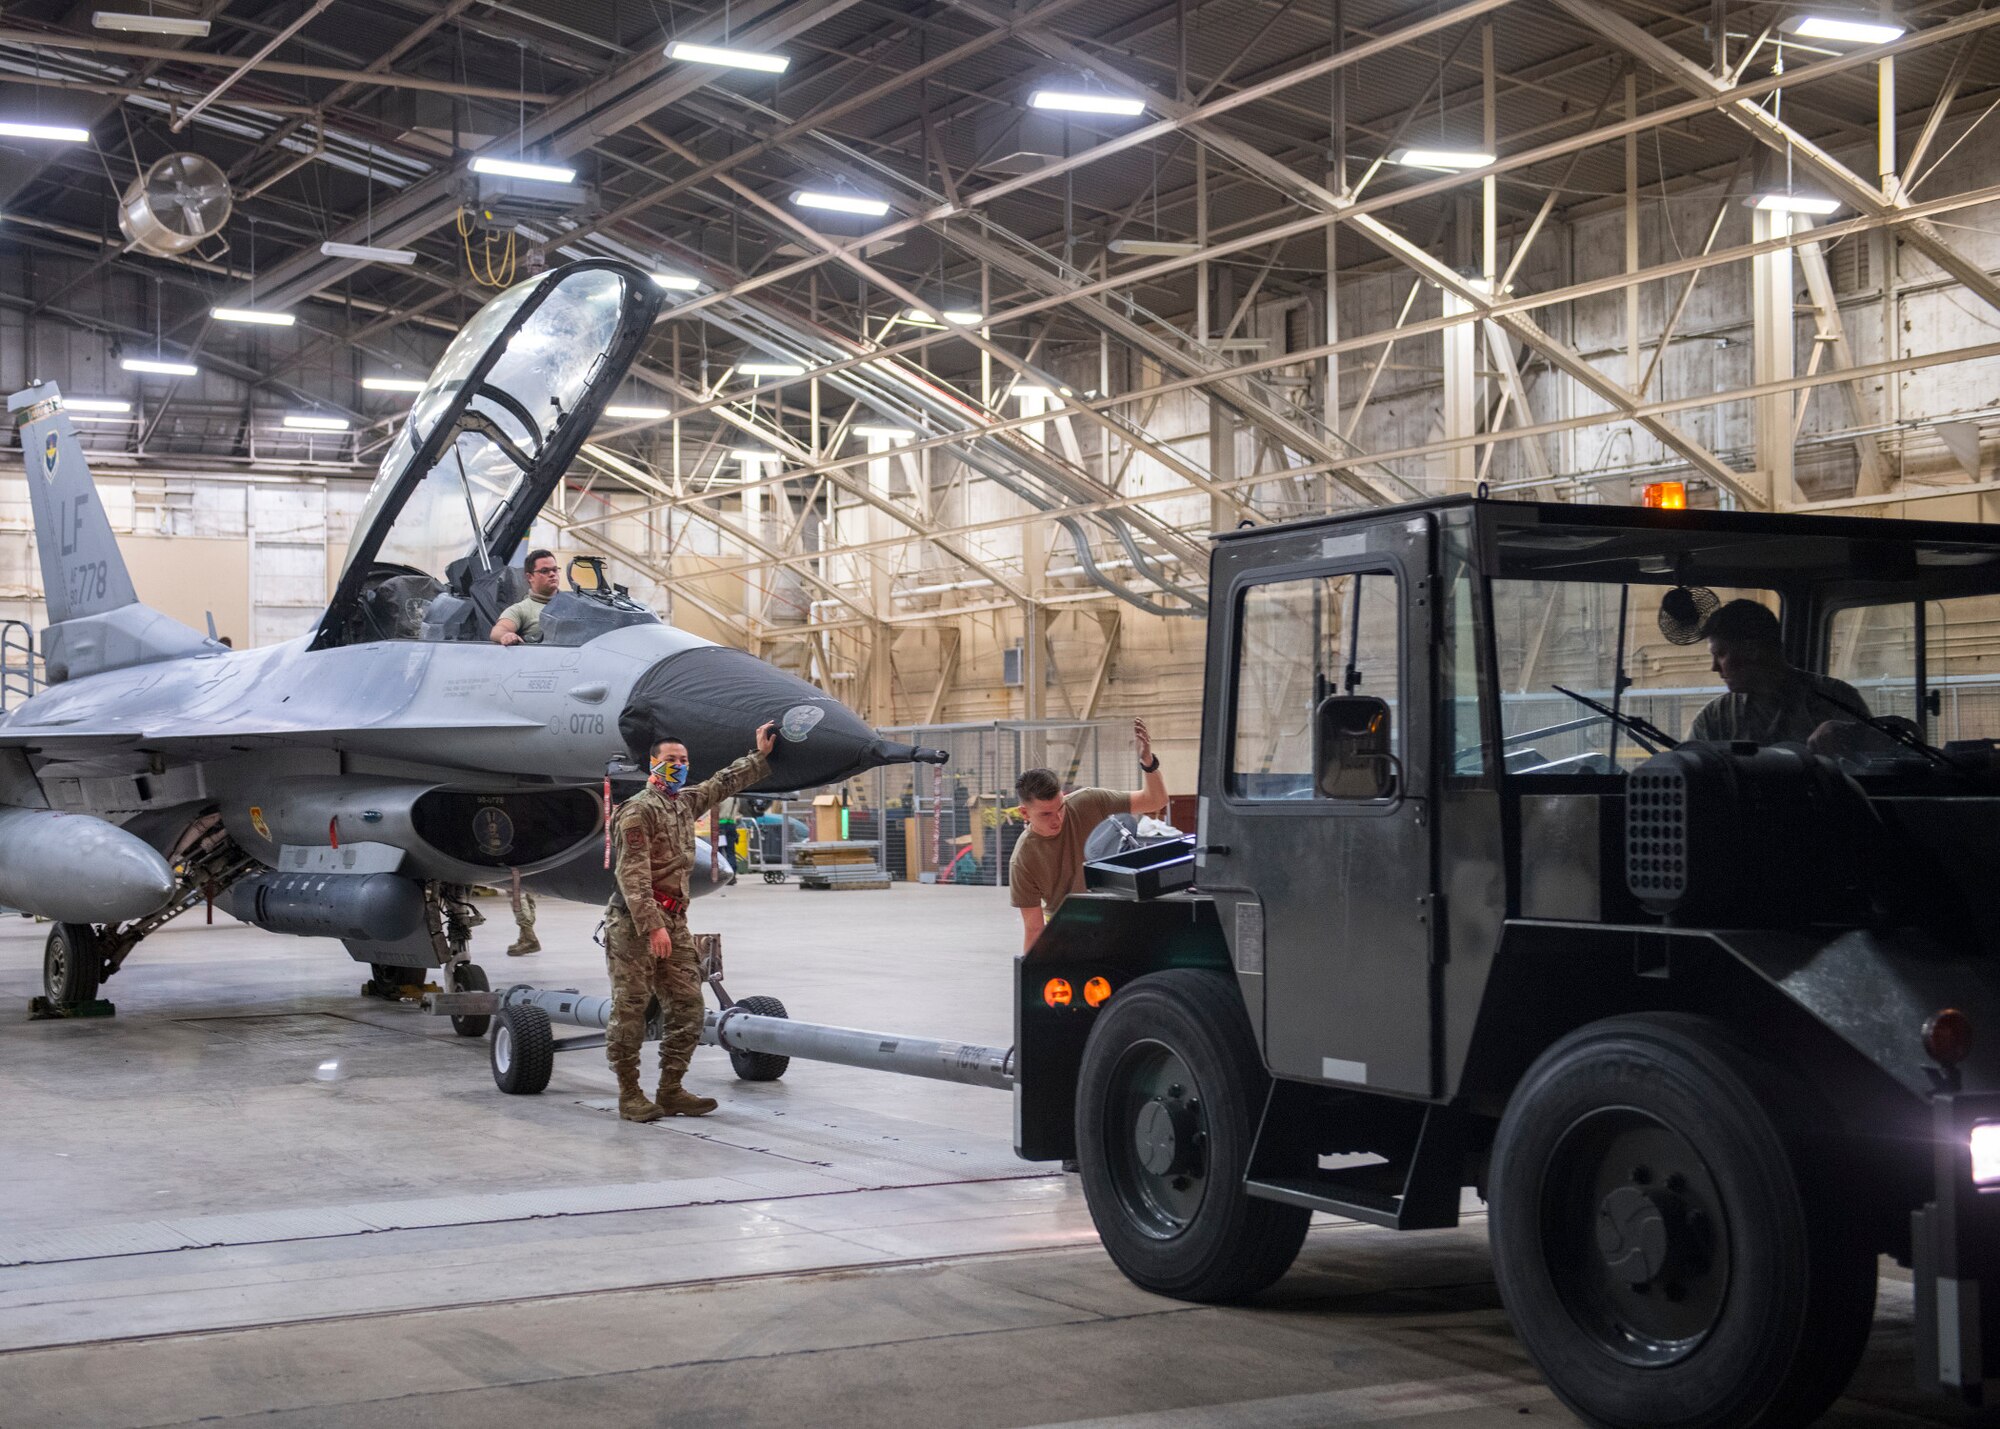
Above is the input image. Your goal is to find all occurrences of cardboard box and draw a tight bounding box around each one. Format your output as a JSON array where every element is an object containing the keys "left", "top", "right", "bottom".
[{"left": 812, "top": 793, "right": 845, "bottom": 843}]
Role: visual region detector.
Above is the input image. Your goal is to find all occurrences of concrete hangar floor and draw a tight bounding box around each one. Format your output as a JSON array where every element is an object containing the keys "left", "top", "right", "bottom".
[{"left": 0, "top": 882, "right": 1971, "bottom": 1429}]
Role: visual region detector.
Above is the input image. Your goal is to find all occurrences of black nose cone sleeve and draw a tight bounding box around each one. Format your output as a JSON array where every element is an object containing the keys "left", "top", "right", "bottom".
[{"left": 619, "top": 646, "right": 948, "bottom": 789}]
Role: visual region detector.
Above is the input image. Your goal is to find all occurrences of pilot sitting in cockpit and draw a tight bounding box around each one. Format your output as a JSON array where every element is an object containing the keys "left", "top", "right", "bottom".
[{"left": 491, "top": 548, "right": 560, "bottom": 646}]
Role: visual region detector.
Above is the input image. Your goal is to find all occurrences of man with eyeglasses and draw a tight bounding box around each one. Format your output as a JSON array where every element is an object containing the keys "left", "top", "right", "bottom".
[{"left": 491, "top": 549, "right": 560, "bottom": 646}]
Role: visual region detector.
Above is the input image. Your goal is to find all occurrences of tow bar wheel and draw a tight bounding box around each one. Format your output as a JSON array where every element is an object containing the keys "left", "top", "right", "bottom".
[
  {"left": 491, "top": 1003, "right": 554, "bottom": 1095},
  {"left": 1075, "top": 969, "right": 1308, "bottom": 1303},
  {"left": 1489, "top": 1013, "right": 1877, "bottom": 1429}
]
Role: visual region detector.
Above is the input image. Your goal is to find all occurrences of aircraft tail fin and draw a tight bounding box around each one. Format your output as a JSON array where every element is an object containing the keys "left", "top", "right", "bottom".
[{"left": 8, "top": 383, "right": 140, "bottom": 625}]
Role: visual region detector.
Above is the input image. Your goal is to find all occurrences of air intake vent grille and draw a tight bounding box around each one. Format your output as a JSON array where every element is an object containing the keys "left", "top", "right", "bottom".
[{"left": 1626, "top": 766, "right": 1688, "bottom": 902}]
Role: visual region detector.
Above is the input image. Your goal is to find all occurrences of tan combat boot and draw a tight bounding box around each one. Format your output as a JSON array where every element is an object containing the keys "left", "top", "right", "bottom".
[
  {"left": 506, "top": 935, "right": 540, "bottom": 956},
  {"left": 654, "top": 1075, "right": 717, "bottom": 1117},
  {"left": 616, "top": 1072, "right": 663, "bottom": 1123}
]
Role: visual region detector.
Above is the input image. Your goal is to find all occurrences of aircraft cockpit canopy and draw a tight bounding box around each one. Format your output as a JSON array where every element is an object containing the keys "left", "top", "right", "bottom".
[{"left": 313, "top": 260, "right": 666, "bottom": 649}]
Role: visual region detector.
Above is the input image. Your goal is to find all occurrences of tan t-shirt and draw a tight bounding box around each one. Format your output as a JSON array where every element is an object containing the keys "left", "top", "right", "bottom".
[{"left": 1008, "top": 787, "right": 1127, "bottom": 917}]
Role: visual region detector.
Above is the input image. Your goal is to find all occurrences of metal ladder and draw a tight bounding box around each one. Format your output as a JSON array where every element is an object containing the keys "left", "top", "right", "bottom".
[{"left": 0, "top": 621, "right": 39, "bottom": 712}]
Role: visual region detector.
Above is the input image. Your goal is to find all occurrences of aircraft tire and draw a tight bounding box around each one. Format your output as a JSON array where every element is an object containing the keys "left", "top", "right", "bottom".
[
  {"left": 1074, "top": 969, "right": 1308, "bottom": 1303},
  {"left": 43, "top": 922, "right": 101, "bottom": 1007},
  {"left": 1488, "top": 1013, "right": 1876, "bottom": 1429},
  {"left": 450, "top": 962, "right": 492, "bottom": 1038},
  {"left": 727, "top": 995, "right": 791, "bottom": 1081},
  {"left": 491, "top": 1004, "right": 554, "bottom": 1094}
]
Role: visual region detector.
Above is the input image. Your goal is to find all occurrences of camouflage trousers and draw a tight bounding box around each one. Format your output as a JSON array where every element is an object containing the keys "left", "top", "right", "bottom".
[{"left": 603, "top": 907, "right": 702, "bottom": 1081}]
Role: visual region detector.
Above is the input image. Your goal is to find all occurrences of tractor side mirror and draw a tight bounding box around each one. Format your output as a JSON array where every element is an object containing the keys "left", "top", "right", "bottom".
[{"left": 1316, "top": 695, "right": 1397, "bottom": 799}]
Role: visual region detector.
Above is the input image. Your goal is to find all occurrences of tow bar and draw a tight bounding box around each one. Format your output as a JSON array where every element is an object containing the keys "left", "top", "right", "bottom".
[{"left": 425, "top": 946, "right": 1014, "bottom": 1097}]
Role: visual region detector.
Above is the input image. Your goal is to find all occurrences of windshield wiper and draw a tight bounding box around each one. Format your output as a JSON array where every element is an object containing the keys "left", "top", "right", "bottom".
[
  {"left": 1552, "top": 685, "right": 1680, "bottom": 755},
  {"left": 1806, "top": 684, "right": 1960, "bottom": 770}
]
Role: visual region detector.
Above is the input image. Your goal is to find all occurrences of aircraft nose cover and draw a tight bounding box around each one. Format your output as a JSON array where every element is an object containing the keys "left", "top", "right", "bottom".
[{"left": 620, "top": 646, "right": 908, "bottom": 789}]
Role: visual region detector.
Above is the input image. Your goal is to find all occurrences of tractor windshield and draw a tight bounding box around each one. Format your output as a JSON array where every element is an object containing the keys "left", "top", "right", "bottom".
[{"left": 1473, "top": 506, "right": 2000, "bottom": 778}]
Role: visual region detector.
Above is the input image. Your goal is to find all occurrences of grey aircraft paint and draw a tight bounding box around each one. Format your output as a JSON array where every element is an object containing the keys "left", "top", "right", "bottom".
[{"left": 0, "top": 259, "right": 943, "bottom": 986}]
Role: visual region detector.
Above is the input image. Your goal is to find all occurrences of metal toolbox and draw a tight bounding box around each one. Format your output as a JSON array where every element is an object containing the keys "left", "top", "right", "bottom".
[{"left": 1084, "top": 835, "right": 1197, "bottom": 900}]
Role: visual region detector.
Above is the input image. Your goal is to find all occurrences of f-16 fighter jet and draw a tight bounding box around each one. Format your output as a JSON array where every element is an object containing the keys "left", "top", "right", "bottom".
[{"left": 1, "top": 259, "right": 943, "bottom": 1032}]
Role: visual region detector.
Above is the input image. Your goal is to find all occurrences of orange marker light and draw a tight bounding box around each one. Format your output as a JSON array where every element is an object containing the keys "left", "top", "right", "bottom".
[
  {"left": 1643, "top": 480, "right": 1688, "bottom": 510},
  {"left": 1083, "top": 976, "right": 1113, "bottom": 1008},
  {"left": 1924, "top": 1008, "right": 1974, "bottom": 1067},
  {"left": 1042, "top": 977, "right": 1073, "bottom": 1008}
]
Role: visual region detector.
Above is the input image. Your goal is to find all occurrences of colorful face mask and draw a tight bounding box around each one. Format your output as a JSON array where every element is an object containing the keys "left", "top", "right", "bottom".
[{"left": 652, "top": 754, "right": 689, "bottom": 790}]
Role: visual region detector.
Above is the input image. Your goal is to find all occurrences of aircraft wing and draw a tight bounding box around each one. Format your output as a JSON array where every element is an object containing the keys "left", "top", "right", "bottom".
[{"left": 0, "top": 718, "right": 542, "bottom": 762}]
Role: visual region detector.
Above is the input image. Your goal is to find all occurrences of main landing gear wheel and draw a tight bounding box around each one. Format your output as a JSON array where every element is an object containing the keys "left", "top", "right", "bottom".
[
  {"left": 1075, "top": 969, "right": 1309, "bottom": 1303},
  {"left": 727, "top": 995, "right": 791, "bottom": 1081},
  {"left": 450, "top": 962, "right": 491, "bottom": 1038},
  {"left": 491, "top": 1003, "right": 554, "bottom": 1094},
  {"left": 1489, "top": 1013, "right": 1877, "bottom": 1429},
  {"left": 43, "top": 922, "right": 102, "bottom": 1007}
]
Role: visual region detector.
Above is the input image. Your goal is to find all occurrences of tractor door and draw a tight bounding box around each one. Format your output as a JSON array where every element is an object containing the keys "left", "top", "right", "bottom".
[{"left": 1201, "top": 516, "right": 1437, "bottom": 1097}]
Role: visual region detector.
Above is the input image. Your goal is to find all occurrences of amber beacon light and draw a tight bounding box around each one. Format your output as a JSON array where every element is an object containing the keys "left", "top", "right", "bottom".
[
  {"left": 1042, "top": 978, "right": 1073, "bottom": 1008},
  {"left": 1643, "top": 480, "right": 1688, "bottom": 510}
]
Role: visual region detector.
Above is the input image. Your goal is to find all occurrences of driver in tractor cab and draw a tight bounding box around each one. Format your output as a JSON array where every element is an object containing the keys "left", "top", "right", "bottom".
[
  {"left": 1688, "top": 599, "right": 1872, "bottom": 752},
  {"left": 491, "top": 548, "right": 560, "bottom": 646}
]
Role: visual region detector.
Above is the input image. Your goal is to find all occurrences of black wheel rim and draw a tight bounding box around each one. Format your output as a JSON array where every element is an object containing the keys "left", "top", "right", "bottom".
[
  {"left": 1539, "top": 1106, "right": 1733, "bottom": 1367},
  {"left": 1101, "top": 1038, "right": 1210, "bottom": 1239}
]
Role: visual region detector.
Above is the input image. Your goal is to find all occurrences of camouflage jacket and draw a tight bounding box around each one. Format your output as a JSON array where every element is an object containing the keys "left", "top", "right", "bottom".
[{"left": 611, "top": 748, "right": 770, "bottom": 933}]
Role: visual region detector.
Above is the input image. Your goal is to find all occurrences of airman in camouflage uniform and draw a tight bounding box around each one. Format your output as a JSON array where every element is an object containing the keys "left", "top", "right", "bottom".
[{"left": 606, "top": 721, "right": 775, "bottom": 1122}]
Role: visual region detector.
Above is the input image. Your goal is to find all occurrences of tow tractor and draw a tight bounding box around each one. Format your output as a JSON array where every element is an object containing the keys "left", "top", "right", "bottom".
[{"left": 442, "top": 493, "right": 2000, "bottom": 1429}]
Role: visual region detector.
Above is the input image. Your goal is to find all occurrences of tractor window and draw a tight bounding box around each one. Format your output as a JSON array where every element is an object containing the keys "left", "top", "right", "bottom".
[
  {"left": 1828, "top": 593, "right": 2000, "bottom": 741},
  {"left": 1229, "top": 569, "right": 1400, "bottom": 800},
  {"left": 1491, "top": 581, "right": 1776, "bottom": 774}
]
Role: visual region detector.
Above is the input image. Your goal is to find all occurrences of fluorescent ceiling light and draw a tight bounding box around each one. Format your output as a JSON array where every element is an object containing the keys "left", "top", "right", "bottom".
[
  {"left": 603, "top": 404, "right": 671, "bottom": 420},
  {"left": 903, "top": 308, "right": 944, "bottom": 327},
  {"left": 321, "top": 240, "right": 418, "bottom": 266},
  {"left": 651, "top": 272, "right": 699, "bottom": 291},
  {"left": 728, "top": 448, "right": 777, "bottom": 462},
  {"left": 1216, "top": 338, "right": 1270, "bottom": 351},
  {"left": 738, "top": 361, "right": 806, "bottom": 377},
  {"left": 1030, "top": 90, "right": 1146, "bottom": 117},
  {"left": 1108, "top": 239, "right": 1199, "bottom": 257},
  {"left": 667, "top": 40, "right": 789, "bottom": 73},
  {"left": 853, "top": 425, "right": 916, "bottom": 440},
  {"left": 0, "top": 121, "right": 90, "bottom": 143},
  {"left": 1388, "top": 147, "right": 1496, "bottom": 170},
  {"left": 471, "top": 156, "right": 576, "bottom": 184},
  {"left": 65, "top": 398, "right": 131, "bottom": 412},
  {"left": 121, "top": 357, "right": 197, "bottom": 376},
  {"left": 940, "top": 309, "right": 983, "bottom": 325},
  {"left": 73, "top": 414, "right": 138, "bottom": 424},
  {"left": 361, "top": 376, "right": 426, "bottom": 392},
  {"left": 792, "top": 190, "right": 890, "bottom": 217},
  {"left": 93, "top": 10, "right": 210, "bottom": 34},
  {"left": 211, "top": 306, "right": 294, "bottom": 327},
  {"left": 1753, "top": 193, "right": 1841, "bottom": 215},
  {"left": 283, "top": 414, "right": 349, "bottom": 432},
  {"left": 1783, "top": 14, "right": 1905, "bottom": 43}
]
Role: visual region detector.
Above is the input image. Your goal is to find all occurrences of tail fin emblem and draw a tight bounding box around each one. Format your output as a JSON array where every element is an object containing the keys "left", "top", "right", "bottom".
[{"left": 42, "top": 432, "right": 58, "bottom": 481}]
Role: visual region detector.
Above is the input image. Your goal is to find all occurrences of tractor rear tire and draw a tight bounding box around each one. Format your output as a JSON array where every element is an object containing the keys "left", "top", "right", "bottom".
[
  {"left": 1488, "top": 1012, "right": 1877, "bottom": 1429},
  {"left": 491, "top": 1004, "right": 554, "bottom": 1095},
  {"left": 728, "top": 995, "right": 791, "bottom": 1081},
  {"left": 1075, "top": 968, "right": 1308, "bottom": 1302},
  {"left": 43, "top": 923, "right": 102, "bottom": 1008},
  {"left": 450, "top": 962, "right": 492, "bottom": 1038}
]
